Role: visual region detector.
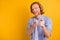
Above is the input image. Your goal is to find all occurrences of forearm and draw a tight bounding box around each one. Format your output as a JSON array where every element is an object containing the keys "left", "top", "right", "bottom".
[
  {"left": 42, "top": 25, "right": 51, "bottom": 38},
  {"left": 27, "top": 25, "right": 34, "bottom": 36}
]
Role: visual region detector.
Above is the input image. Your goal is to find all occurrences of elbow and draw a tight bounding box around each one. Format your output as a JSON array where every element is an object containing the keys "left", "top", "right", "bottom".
[
  {"left": 26, "top": 30, "right": 31, "bottom": 36},
  {"left": 46, "top": 33, "right": 51, "bottom": 38},
  {"left": 47, "top": 35, "right": 51, "bottom": 38}
]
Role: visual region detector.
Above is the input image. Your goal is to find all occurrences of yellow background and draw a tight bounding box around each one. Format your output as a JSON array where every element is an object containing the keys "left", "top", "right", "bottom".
[{"left": 0, "top": 0, "right": 60, "bottom": 40}]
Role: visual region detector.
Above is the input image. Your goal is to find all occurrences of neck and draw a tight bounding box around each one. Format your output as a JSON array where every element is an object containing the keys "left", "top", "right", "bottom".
[{"left": 36, "top": 14, "right": 41, "bottom": 18}]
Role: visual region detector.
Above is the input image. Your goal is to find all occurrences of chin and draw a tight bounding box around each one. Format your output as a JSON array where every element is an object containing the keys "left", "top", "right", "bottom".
[
  {"left": 34, "top": 13, "right": 39, "bottom": 16},
  {"left": 35, "top": 14, "right": 38, "bottom": 16}
]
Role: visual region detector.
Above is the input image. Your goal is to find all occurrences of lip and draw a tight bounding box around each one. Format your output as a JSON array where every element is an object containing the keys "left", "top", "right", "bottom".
[{"left": 34, "top": 11, "right": 38, "bottom": 14}]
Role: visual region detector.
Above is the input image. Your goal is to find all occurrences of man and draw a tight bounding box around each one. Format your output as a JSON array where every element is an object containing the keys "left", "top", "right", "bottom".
[{"left": 27, "top": 2, "right": 52, "bottom": 40}]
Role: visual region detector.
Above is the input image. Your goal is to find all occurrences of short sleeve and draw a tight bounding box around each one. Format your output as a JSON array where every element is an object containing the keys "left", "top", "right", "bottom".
[
  {"left": 27, "top": 18, "right": 33, "bottom": 29},
  {"left": 45, "top": 18, "right": 52, "bottom": 33},
  {"left": 27, "top": 18, "right": 34, "bottom": 35}
]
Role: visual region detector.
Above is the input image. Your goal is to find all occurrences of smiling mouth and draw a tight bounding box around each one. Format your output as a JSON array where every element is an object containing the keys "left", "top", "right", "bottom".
[{"left": 34, "top": 12, "right": 38, "bottom": 14}]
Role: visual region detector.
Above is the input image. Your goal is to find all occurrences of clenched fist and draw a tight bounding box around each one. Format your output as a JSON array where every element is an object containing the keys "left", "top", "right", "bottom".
[{"left": 40, "top": 19, "right": 45, "bottom": 28}]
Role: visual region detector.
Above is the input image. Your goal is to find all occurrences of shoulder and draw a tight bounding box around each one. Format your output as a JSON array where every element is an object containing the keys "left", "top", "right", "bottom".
[
  {"left": 43, "top": 16, "right": 52, "bottom": 25},
  {"left": 44, "top": 16, "right": 52, "bottom": 21},
  {"left": 28, "top": 16, "right": 35, "bottom": 23}
]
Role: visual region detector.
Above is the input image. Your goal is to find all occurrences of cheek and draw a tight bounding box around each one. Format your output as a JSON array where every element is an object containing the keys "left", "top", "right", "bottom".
[
  {"left": 36, "top": 8, "right": 40, "bottom": 11},
  {"left": 38, "top": 8, "right": 40, "bottom": 12},
  {"left": 38, "top": 9, "right": 41, "bottom": 13}
]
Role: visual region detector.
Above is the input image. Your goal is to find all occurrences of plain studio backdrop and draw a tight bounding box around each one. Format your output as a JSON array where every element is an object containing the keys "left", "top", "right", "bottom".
[{"left": 0, "top": 0, "right": 60, "bottom": 40}]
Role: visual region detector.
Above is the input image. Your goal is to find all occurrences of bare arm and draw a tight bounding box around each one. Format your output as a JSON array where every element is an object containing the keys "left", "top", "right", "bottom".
[
  {"left": 27, "top": 25, "right": 34, "bottom": 36},
  {"left": 40, "top": 19, "right": 51, "bottom": 38},
  {"left": 27, "top": 21, "right": 38, "bottom": 36},
  {"left": 42, "top": 25, "right": 51, "bottom": 38}
]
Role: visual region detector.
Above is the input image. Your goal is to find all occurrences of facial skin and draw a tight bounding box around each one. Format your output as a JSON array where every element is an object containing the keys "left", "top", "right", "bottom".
[{"left": 32, "top": 4, "right": 41, "bottom": 17}]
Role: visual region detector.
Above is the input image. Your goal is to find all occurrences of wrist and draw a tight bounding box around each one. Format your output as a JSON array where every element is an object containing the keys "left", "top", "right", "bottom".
[
  {"left": 41, "top": 25, "right": 45, "bottom": 28},
  {"left": 32, "top": 24, "right": 35, "bottom": 29}
]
